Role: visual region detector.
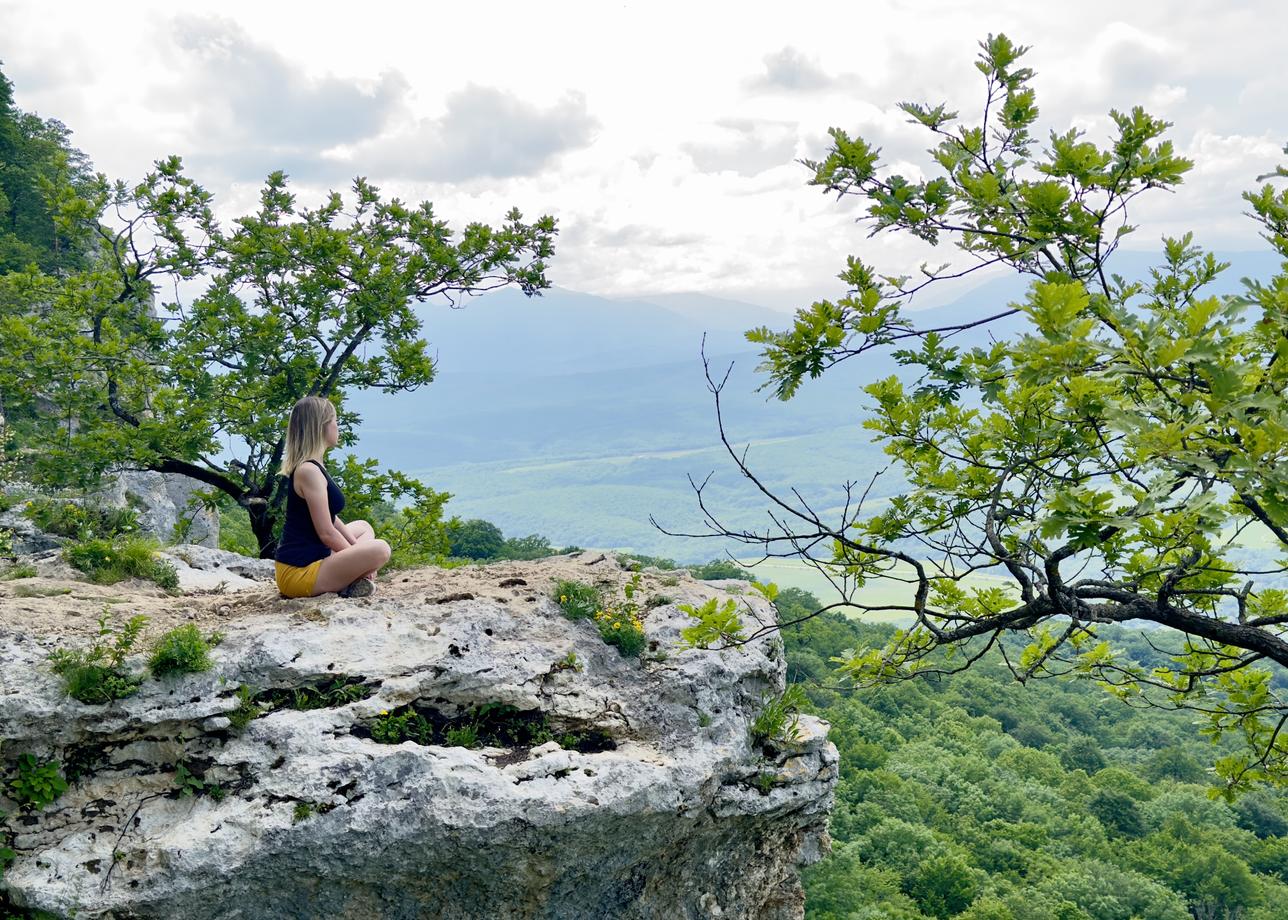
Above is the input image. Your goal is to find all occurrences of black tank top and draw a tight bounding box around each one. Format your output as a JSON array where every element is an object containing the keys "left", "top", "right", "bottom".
[{"left": 275, "top": 459, "right": 346, "bottom": 567}]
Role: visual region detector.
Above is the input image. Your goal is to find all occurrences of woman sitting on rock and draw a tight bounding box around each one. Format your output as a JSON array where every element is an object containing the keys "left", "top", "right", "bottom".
[{"left": 274, "top": 396, "right": 391, "bottom": 599}]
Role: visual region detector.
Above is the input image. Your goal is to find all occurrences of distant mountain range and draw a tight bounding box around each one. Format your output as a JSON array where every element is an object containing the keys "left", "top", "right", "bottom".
[{"left": 347, "top": 250, "right": 1283, "bottom": 560}]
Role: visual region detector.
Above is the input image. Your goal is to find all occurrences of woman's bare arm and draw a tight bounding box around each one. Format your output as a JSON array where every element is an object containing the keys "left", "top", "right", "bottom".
[
  {"left": 333, "top": 516, "right": 357, "bottom": 545},
  {"left": 294, "top": 464, "right": 349, "bottom": 553}
]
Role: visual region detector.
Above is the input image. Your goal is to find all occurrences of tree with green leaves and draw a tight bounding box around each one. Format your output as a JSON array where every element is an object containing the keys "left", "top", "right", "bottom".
[
  {"left": 671, "top": 35, "right": 1288, "bottom": 793},
  {"left": 0, "top": 152, "right": 556, "bottom": 555},
  {"left": 0, "top": 63, "right": 93, "bottom": 275}
]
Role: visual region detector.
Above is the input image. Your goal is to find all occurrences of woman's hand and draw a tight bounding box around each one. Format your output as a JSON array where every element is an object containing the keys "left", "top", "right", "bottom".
[{"left": 334, "top": 516, "right": 359, "bottom": 546}]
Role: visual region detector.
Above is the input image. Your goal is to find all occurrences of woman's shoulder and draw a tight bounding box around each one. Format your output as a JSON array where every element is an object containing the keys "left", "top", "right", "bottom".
[{"left": 293, "top": 460, "right": 327, "bottom": 484}]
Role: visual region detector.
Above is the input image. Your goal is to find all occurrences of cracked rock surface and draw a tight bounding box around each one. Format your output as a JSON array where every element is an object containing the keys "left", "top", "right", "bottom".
[{"left": 0, "top": 553, "right": 836, "bottom": 919}]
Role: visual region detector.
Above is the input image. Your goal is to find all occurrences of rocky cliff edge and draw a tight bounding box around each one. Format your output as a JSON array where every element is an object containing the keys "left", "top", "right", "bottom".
[{"left": 0, "top": 551, "right": 836, "bottom": 919}]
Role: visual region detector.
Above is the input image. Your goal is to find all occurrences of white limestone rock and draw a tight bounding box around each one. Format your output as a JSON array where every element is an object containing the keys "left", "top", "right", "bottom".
[
  {"left": 96, "top": 470, "right": 220, "bottom": 548},
  {"left": 158, "top": 544, "right": 275, "bottom": 593},
  {"left": 0, "top": 558, "right": 836, "bottom": 919}
]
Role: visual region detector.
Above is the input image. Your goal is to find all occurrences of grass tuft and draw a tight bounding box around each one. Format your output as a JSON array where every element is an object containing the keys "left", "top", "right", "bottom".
[
  {"left": 64, "top": 536, "right": 179, "bottom": 591},
  {"left": 149, "top": 625, "right": 222, "bottom": 678}
]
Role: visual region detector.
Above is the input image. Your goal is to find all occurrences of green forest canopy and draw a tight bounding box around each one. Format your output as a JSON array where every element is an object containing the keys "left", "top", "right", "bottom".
[{"left": 782, "top": 592, "right": 1288, "bottom": 920}]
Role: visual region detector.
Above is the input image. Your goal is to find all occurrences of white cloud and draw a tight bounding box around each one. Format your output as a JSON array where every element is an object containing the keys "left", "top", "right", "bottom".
[
  {"left": 2, "top": 0, "right": 1286, "bottom": 312},
  {"left": 342, "top": 86, "right": 598, "bottom": 182},
  {"left": 747, "top": 47, "right": 836, "bottom": 93}
]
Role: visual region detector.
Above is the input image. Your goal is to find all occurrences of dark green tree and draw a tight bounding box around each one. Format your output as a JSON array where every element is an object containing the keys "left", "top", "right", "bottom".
[
  {"left": 447, "top": 519, "right": 506, "bottom": 560},
  {"left": 1088, "top": 787, "right": 1144, "bottom": 838}
]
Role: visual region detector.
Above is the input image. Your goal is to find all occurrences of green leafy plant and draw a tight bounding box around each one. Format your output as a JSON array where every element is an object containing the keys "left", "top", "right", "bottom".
[
  {"left": 226, "top": 685, "right": 264, "bottom": 731},
  {"left": 679, "top": 597, "right": 747, "bottom": 649},
  {"left": 7, "top": 755, "right": 68, "bottom": 810},
  {"left": 751, "top": 684, "right": 810, "bottom": 749},
  {"left": 689, "top": 559, "right": 755, "bottom": 582},
  {"left": 282, "top": 679, "right": 373, "bottom": 711},
  {"left": 593, "top": 604, "right": 647, "bottom": 658},
  {"left": 551, "top": 650, "right": 583, "bottom": 673},
  {"left": 752, "top": 771, "right": 777, "bottom": 794},
  {"left": 557, "top": 576, "right": 648, "bottom": 658},
  {"left": 444, "top": 724, "right": 480, "bottom": 748},
  {"left": 683, "top": 33, "right": 1288, "bottom": 793},
  {"left": 368, "top": 702, "right": 615, "bottom": 754},
  {"left": 371, "top": 707, "right": 434, "bottom": 745},
  {"left": 173, "top": 761, "right": 221, "bottom": 799},
  {"left": 149, "top": 625, "right": 222, "bottom": 678},
  {"left": 63, "top": 536, "right": 179, "bottom": 591},
  {"left": 48, "top": 611, "right": 146, "bottom": 704},
  {"left": 554, "top": 580, "right": 601, "bottom": 620},
  {"left": 23, "top": 496, "right": 138, "bottom": 541},
  {"left": 292, "top": 802, "right": 314, "bottom": 823}
]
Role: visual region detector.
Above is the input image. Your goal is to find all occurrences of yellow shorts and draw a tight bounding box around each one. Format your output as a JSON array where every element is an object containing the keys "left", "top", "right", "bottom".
[{"left": 275, "top": 559, "right": 323, "bottom": 598}]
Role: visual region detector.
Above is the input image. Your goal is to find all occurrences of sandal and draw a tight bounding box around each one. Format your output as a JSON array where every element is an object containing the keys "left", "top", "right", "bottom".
[{"left": 338, "top": 577, "right": 375, "bottom": 599}]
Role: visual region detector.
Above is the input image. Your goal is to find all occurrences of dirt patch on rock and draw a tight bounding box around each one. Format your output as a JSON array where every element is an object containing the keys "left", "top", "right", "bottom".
[{"left": 0, "top": 551, "right": 698, "bottom": 644}]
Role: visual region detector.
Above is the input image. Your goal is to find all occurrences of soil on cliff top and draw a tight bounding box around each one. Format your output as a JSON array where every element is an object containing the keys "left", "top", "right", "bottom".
[{"left": 0, "top": 551, "right": 709, "bottom": 643}]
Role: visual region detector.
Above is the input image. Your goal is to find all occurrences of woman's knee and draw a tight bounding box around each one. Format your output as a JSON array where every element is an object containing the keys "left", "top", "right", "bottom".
[
  {"left": 373, "top": 539, "right": 391, "bottom": 564},
  {"left": 351, "top": 520, "right": 375, "bottom": 541}
]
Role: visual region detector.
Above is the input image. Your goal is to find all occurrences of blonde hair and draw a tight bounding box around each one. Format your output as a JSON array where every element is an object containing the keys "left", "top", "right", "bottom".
[{"left": 280, "top": 397, "right": 336, "bottom": 476}]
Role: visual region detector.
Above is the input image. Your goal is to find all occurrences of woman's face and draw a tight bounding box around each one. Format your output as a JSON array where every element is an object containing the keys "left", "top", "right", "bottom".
[{"left": 323, "top": 414, "right": 340, "bottom": 449}]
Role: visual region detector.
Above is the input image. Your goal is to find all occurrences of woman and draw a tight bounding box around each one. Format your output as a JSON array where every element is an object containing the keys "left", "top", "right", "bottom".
[{"left": 274, "top": 396, "right": 391, "bottom": 599}]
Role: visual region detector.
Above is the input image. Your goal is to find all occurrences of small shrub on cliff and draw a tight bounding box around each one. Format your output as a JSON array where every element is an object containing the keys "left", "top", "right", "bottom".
[
  {"left": 444, "top": 724, "right": 480, "bottom": 748},
  {"left": 7, "top": 755, "right": 68, "bottom": 811},
  {"left": 371, "top": 707, "right": 434, "bottom": 745},
  {"left": 285, "top": 679, "right": 373, "bottom": 710},
  {"left": 689, "top": 559, "right": 755, "bottom": 582},
  {"left": 751, "top": 684, "right": 810, "bottom": 750},
  {"left": 593, "top": 603, "right": 646, "bottom": 658},
  {"left": 48, "top": 611, "right": 146, "bottom": 704},
  {"left": 149, "top": 625, "right": 222, "bottom": 678},
  {"left": 226, "top": 685, "right": 265, "bottom": 730},
  {"left": 555, "top": 577, "right": 647, "bottom": 658},
  {"left": 173, "top": 762, "right": 223, "bottom": 799},
  {"left": 64, "top": 536, "right": 179, "bottom": 591},
  {"left": 23, "top": 496, "right": 138, "bottom": 541},
  {"left": 554, "top": 580, "right": 600, "bottom": 620}
]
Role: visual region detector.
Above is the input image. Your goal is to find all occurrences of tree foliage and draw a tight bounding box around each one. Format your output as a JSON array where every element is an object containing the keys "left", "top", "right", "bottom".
[
  {"left": 680, "top": 35, "right": 1288, "bottom": 792},
  {"left": 0, "top": 64, "right": 93, "bottom": 275},
  {"left": 0, "top": 130, "right": 557, "bottom": 553}
]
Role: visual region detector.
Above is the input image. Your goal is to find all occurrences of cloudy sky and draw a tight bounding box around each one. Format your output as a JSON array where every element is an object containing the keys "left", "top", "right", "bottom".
[{"left": 2, "top": 0, "right": 1284, "bottom": 310}]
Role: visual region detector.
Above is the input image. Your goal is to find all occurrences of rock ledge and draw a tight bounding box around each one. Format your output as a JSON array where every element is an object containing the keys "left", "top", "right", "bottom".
[{"left": 0, "top": 554, "right": 835, "bottom": 919}]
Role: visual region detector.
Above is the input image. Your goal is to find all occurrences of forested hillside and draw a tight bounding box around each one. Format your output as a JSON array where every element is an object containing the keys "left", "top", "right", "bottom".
[{"left": 778, "top": 590, "right": 1288, "bottom": 919}]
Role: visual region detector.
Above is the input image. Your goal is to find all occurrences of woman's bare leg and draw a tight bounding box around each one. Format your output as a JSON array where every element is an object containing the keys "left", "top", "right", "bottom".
[
  {"left": 345, "top": 519, "right": 380, "bottom": 578},
  {"left": 314, "top": 539, "right": 391, "bottom": 595}
]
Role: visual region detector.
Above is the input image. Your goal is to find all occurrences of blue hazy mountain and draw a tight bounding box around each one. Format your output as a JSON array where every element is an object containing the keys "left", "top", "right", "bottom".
[{"left": 347, "top": 250, "right": 1281, "bottom": 559}]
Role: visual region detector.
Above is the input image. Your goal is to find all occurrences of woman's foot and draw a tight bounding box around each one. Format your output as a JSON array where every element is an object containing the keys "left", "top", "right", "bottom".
[{"left": 338, "top": 577, "right": 375, "bottom": 599}]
